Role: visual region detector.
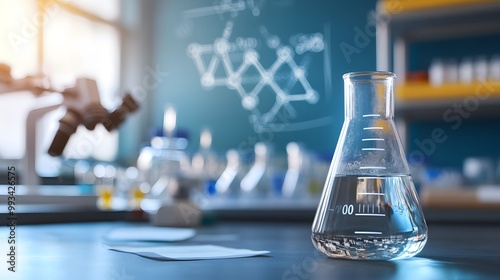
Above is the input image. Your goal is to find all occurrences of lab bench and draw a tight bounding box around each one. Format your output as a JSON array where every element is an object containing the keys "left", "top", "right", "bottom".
[{"left": 1, "top": 220, "right": 500, "bottom": 279}]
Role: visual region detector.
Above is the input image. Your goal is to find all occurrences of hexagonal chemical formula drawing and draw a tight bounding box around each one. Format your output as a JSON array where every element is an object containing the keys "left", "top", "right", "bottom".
[{"left": 185, "top": 1, "right": 328, "bottom": 132}]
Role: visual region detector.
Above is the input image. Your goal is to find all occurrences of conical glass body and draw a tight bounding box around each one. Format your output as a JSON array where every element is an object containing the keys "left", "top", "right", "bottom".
[{"left": 312, "top": 72, "right": 427, "bottom": 260}]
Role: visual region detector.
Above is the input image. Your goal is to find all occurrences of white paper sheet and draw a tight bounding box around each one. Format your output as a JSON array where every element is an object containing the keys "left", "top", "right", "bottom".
[
  {"left": 109, "top": 245, "right": 270, "bottom": 260},
  {"left": 104, "top": 227, "right": 196, "bottom": 242}
]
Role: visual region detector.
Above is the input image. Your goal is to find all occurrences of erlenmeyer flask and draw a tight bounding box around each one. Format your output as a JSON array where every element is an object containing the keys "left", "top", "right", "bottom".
[{"left": 312, "top": 72, "right": 427, "bottom": 260}]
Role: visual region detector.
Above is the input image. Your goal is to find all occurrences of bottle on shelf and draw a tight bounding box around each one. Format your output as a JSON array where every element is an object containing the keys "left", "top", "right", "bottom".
[{"left": 489, "top": 55, "right": 500, "bottom": 81}]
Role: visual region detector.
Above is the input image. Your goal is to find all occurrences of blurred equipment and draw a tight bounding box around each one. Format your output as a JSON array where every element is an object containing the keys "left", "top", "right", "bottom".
[
  {"left": 240, "top": 142, "right": 273, "bottom": 198},
  {"left": 463, "top": 157, "right": 496, "bottom": 186},
  {"left": 138, "top": 106, "right": 190, "bottom": 199},
  {"left": 138, "top": 106, "right": 201, "bottom": 227},
  {"left": 0, "top": 64, "right": 139, "bottom": 190},
  {"left": 282, "top": 142, "right": 310, "bottom": 199},
  {"left": 426, "top": 55, "right": 500, "bottom": 86},
  {"left": 215, "top": 149, "right": 243, "bottom": 198},
  {"left": 48, "top": 80, "right": 139, "bottom": 157},
  {"left": 0, "top": 64, "right": 47, "bottom": 96},
  {"left": 191, "top": 128, "right": 221, "bottom": 196},
  {"left": 312, "top": 72, "right": 427, "bottom": 260}
]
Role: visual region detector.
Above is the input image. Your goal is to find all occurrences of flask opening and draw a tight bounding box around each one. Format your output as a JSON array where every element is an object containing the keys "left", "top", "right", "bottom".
[{"left": 343, "top": 71, "right": 396, "bottom": 81}]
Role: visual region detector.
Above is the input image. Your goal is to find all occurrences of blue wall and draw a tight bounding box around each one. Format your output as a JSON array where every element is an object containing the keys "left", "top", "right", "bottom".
[{"left": 150, "top": 0, "right": 377, "bottom": 155}]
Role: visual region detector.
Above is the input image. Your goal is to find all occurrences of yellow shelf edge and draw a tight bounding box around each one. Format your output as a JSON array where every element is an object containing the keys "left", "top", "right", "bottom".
[
  {"left": 382, "top": 0, "right": 497, "bottom": 14},
  {"left": 396, "top": 81, "right": 500, "bottom": 102}
]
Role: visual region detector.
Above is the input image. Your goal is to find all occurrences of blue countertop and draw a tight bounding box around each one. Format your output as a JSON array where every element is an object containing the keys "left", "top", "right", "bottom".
[{"left": 1, "top": 221, "right": 500, "bottom": 279}]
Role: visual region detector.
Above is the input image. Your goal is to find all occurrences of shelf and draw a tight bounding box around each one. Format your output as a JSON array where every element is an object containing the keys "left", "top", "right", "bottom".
[
  {"left": 376, "top": 0, "right": 500, "bottom": 71},
  {"left": 382, "top": 0, "right": 497, "bottom": 14},
  {"left": 384, "top": 3, "right": 500, "bottom": 34},
  {"left": 421, "top": 186, "right": 500, "bottom": 210},
  {"left": 397, "top": 81, "right": 500, "bottom": 101},
  {"left": 395, "top": 82, "right": 500, "bottom": 119}
]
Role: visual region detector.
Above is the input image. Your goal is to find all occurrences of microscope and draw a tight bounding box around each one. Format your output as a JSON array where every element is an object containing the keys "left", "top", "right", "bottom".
[{"left": 0, "top": 63, "right": 139, "bottom": 193}]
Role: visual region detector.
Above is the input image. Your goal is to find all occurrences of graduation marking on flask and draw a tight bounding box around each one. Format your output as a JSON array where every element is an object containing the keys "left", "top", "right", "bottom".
[
  {"left": 362, "top": 138, "right": 384, "bottom": 141},
  {"left": 362, "top": 148, "right": 385, "bottom": 151},
  {"left": 355, "top": 213, "right": 386, "bottom": 217},
  {"left": 354, "top": 231, "right": 382, "bottom": 235},
  {"left": 358, "top": 192, "right": 385, "bottom": 196},
  {"left": 359, "top": 166, "right": 386, "bottom": 170},
  {"left": 357, "top": 203, "right": 384, "bottom": 216},
  {"left": 358, "top": 176, "right": 386, "bottom": 180}
]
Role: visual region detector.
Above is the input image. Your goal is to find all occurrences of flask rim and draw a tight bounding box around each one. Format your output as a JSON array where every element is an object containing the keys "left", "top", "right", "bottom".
[{"left": 343, "top": 71, "right": 396, "bottom": 81}]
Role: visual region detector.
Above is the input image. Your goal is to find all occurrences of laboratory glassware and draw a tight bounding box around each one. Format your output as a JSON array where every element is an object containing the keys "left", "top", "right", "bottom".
[
  {"left": 215, "top": 149, "right": 244, "bottom": 197},
  {"left": 191, "top": 129, "right": 221, "bottom": 196},
  {"left": 240, "top": 142, "right": 273, "bottom": 198},
  {"left": 312, "top": 72, "right": 427, "bottom": 260},
  {"left": 282, "top": 142, "right": 310, "bottom": 198}
]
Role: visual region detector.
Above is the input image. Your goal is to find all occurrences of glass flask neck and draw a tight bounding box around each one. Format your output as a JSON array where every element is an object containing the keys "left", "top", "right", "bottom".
[{"left": 343, "top": 72, "right": 395, "bottom": 120}]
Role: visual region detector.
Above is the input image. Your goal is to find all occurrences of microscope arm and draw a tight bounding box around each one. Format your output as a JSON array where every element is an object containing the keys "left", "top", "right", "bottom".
[
  {"left": 0, "top": 64, "right": 55, "bottom": 96},
  {"left": 23, "top": 94, "right": 64, "bottom": 191}
]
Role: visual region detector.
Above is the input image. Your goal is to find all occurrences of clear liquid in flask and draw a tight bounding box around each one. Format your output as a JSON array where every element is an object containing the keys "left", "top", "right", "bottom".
[{"left": 311, "top": 175, "right": 427, "bottom": 260}]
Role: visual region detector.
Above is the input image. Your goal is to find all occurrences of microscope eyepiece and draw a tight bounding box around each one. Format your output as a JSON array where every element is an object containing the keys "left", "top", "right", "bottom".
[
  {"left": 48, "top": 110, "right": 81, "bottom": 157},
  {"left": 103, "top": 93, "right": 139, "bottom": 131}
]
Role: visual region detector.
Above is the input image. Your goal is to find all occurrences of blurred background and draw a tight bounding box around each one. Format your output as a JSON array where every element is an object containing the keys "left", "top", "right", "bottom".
[{"left": 1, "top": 0, "right": 500, "bottom": 223}]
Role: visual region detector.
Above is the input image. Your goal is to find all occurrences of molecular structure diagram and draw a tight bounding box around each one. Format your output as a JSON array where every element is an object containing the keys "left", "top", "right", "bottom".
[{"left": 187, "top": 21, "right": 322, "bottom": 131}]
